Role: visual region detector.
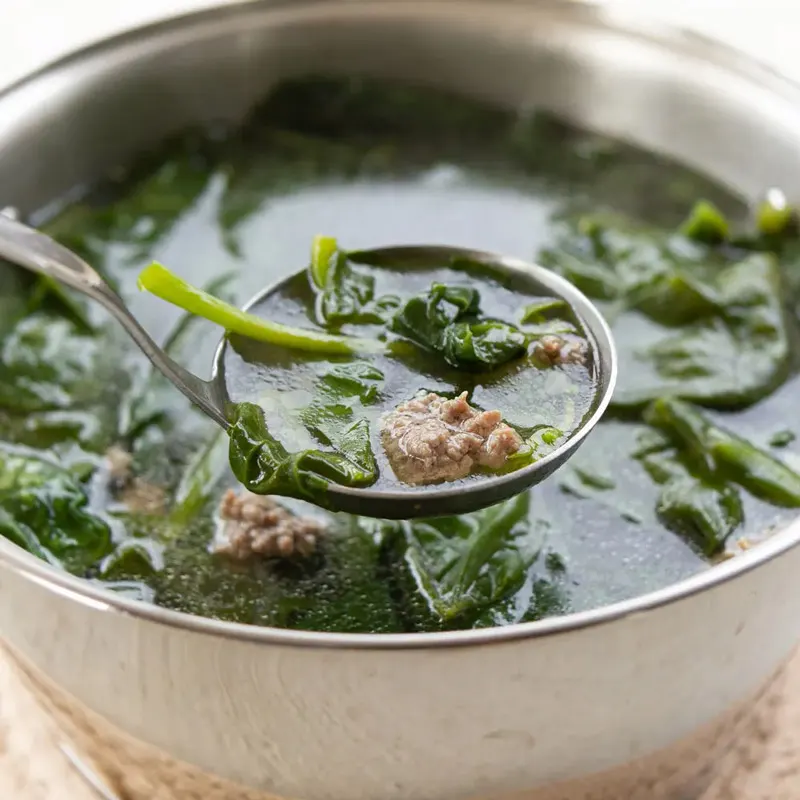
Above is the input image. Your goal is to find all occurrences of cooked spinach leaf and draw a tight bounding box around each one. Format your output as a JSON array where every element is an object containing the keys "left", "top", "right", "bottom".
[
  {"left": 390, "top": 282, "right": 528, "bottom": 370},
  {"left": 635, "top": 439, "right": 745, "bottom": 556},
  {"left": 520, "top": 298, "right": 570, "bottom": 325},
  {"left": 0, "top": 316, "right": 94, "bottom": 414},
  {"left": 400, "top": 492, "right": 540, "bottom": 621},
  {"left": 100, "top": 539, "right": 164, "bottom": 581},
  {"left": 310, "top": 236, "right": 400, "bottom": 327},
  {"left": 655, "top": 477, "right": 743, "bottom": 557},
  {"left": 769, "top": 430, "right": 796, "bottom": 448},
  {"left": 0, "top": 445, "right": 113, "bottom": 572},
  {"left": 228, "top": 362, "right": 381, "bottom": 503},
  {"left": 645, "top": 397, "right": 800, "bottom": 507},
  {"left": 298, "top": 363, "right": 382, "bottom": 471},
  {"left": 228, "top": 402, "right": 377, "bottom": 504},
  {"left": 0, "top": 313, "right": 129, "bottom": 451},
  {"left": 541, "top": 213, "right": 792, "bottom": 407}
]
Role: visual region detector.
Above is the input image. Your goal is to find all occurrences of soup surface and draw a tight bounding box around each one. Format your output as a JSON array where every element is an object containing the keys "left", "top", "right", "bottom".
[{"left": 2, "top": 77, "right": 799, "bottom": 632}]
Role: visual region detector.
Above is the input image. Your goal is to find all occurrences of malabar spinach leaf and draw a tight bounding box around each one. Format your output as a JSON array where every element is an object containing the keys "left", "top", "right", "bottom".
[
  {"left": 0, "top": 445, "right": 113, "bottom": 572},
  {"left": 541, "top": 212, "right": 792, "bottom": 407},
  {"left": 401, "top": 492, "right": 539, "bottom": 621},
  {"left": 645, "top": 397, "right": 800, "bottom": 507},
  {"left": 228, "top": 363, "right": 381, "bottom": 504},
  {"left": 390, "top": 282, "right": 527, "bottom": 370},
  {"left": 655, "top": 476, "right": 743, "bottom": 557},
  {"left": 310, "top": 235, "right": 400, "bottom": 327}
]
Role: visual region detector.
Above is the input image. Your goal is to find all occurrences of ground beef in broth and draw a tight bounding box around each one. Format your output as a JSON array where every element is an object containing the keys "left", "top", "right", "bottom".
[
  {"left": 533, "top": 335, "right": 589, "bottom": 367},
  {"left": 213, "top": 490, "right": 325, "bottom": 560},
  {"left": 381, "top": 391, "right": 522, "bottom": 485},
  {"left": 105, "top": 445, "right": 167, "bottom": 514}
]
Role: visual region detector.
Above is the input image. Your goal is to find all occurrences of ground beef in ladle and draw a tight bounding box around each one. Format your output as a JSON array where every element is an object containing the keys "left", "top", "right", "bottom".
[
  {"left": 212, "top": 490, "right": 325, "bottom": 561},
  {"left": 381, "top": 391, "right": 522, "bottom": 485}
]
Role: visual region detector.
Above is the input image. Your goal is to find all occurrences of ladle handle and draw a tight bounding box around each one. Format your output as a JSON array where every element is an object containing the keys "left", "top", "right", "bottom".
[{"left": 0, "top": 211, "right": 229, "bottom": 429}]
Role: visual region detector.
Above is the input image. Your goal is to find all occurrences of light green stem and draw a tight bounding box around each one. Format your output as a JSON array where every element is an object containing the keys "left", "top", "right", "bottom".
[{"left": 138, "top": 262, "right": 382, "bottom": 355}]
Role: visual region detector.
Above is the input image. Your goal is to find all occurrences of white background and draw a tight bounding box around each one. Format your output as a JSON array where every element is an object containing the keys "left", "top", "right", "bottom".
[{"left": 0, "top": 0, "right": 798, "bottom": 89}]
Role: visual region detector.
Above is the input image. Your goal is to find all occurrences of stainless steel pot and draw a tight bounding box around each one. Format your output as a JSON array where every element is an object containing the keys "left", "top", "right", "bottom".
[{"left": 2, "top": 2, "right": 800, "bottom": 799}]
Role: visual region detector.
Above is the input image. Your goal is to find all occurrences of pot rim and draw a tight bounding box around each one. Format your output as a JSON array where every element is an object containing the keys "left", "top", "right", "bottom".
[{"left": 2, "top": 0, "right": 800, "bottom": 651}]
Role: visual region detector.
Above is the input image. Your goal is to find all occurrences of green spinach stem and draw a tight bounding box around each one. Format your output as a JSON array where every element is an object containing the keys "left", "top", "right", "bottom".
[{"left": 138, "top": 262, "right": 382, "bottom": 355}]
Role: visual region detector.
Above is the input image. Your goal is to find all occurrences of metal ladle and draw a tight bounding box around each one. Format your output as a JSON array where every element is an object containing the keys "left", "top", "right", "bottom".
[{"left": 0, "top": 211, "right": 617, "bottom": 519}]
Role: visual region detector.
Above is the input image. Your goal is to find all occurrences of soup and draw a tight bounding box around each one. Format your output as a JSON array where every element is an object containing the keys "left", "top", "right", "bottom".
[{"left": 2, "top": 76, "right": 799, "bottom": 633}]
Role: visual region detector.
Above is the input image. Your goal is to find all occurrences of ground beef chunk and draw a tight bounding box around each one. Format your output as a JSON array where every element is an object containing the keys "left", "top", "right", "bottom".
[
  {"left": 381, "top": 391, "right": 522, "bottom": 485},
  {"left": 106, "top": 445, "right": 133, "bottom": 491},
  {"left": 212, "top": 489, "right": 325, "bottom": 561},
  {"left": 533, "top": 335, "right": 588, "bottom": 366},
  {"left": 105, "top": 445, "right": 166, "bottom": 514}
]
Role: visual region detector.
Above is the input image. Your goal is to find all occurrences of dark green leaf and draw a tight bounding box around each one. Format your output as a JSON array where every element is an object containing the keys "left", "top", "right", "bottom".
[
  {"left": 634, "top": 426, "right": 745, "bottom": 555},
  {"left": 228, "top": 401, "right": 378, "bottom": 505},
  {"left": 390, "top": 282, "right": 527, "bottom": 370},
  {"left": 542, "top": 213, "right": 792, "bottom": 407},
  {"left": 228, "top": 364, "right": 382, "bottom": 504},
  {"left": 297, "top": 363, "right": 383, "bottom": 475},
  {"left": 520, "top": 298, "right": 569, "bottom": 324},
  {"left": 769, "top": 430, "right": 795, "bottom": 448},
  {"left": 401, "top": 493, "right": 539, "bottom": 621},
  {"left": 624, "top": 269, "right": 722, "bottom": 326},
  {"left": 0, "top": 445, "right": 113, "bottom": 572},
  {"left": 519, "top": 578, "right": 572, "bottom": 622},
  {"left": 0, "top": 314, "right": 127, "bottom": 450},
  {"left": 100, "top": 539, "right": 163, "bottom": 580},
  {"left": 656, "top": 476, "right": 743, "bottom": 556},
  {"left": 310, "top": 238, "right": 400, "bottom": 327},
  {"left": 317, "top": 252, "right": 377, "bottom": 323},
  {"left": 645, "top": 397, "right": 800, "bottom": 506}
]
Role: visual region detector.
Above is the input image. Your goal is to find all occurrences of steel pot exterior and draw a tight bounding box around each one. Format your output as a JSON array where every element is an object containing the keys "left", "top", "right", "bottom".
[
  {"left": 3, "top": 544, "right": 800, "bottom": 800},
  {"left": 1, "top": 2, "right": 800, "bottom": 799}
]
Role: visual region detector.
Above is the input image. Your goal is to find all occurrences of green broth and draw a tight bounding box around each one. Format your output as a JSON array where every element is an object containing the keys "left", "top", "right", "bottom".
[{"left": 3, "top": 76, "right": 797, "bottom": 632}]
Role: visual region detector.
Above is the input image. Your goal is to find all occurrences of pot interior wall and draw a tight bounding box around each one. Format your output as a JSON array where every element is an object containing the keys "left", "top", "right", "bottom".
[{"left": 2, "top": 0, "right": 800, "bottom": 217}]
